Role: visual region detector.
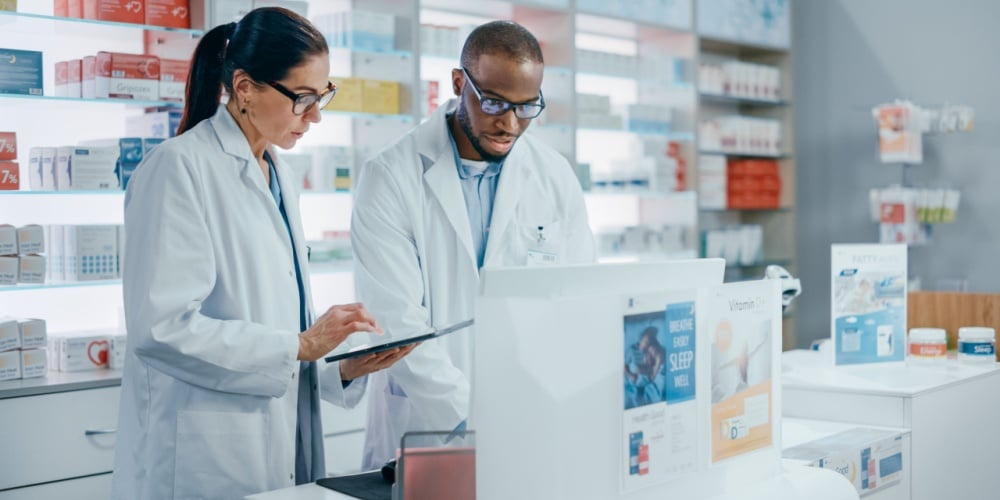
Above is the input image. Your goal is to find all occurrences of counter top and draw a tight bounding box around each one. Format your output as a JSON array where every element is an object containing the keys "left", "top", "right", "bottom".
[
  {"left": 782, "top": 349, "right": 999, "bottom": 397},
  {"left": 0, "top": 369, "right": 122, "bottom": 399}
]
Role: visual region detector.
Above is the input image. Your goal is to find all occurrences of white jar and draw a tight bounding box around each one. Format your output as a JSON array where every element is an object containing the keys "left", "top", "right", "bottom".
[
  {"left": 908, "top": 328, "right": 947, "bottom": 364},
  {"left": 958, "top": 327, "right": 996, "bottom": 364}
]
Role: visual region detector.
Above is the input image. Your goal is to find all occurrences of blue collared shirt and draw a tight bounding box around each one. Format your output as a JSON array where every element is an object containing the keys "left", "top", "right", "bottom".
[{"left": 446, "top": 120, "right": 504, "bottom": 269}]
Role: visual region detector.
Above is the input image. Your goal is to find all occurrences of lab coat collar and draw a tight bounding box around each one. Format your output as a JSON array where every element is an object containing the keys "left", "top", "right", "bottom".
[{"left": 208, "top": 105, "right": 270, "bottom": 196}]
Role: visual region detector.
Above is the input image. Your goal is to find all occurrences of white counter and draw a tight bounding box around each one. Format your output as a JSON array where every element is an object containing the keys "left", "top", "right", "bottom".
[{"left": 782, "top": 350, "right": 1000, "bottom": 500}]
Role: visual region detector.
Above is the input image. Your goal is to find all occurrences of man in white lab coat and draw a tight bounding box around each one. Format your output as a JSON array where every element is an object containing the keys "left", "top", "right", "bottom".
[{"left": 352, "top": 20, "right": 597, "bottom": 468}]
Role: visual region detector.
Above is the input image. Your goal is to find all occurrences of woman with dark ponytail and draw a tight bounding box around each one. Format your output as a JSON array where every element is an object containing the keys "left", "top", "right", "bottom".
[{"left": 112, "top": 8, "right": 414, "bottom": 498}]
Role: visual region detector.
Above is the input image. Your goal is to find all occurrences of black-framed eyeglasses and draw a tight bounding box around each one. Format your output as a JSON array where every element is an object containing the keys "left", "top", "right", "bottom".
[
  {"left": 461, "top": 67, "right": 545, "bottom": 120},
  {"left": 267, "top": 80, "right": 337, "bottom": 115}
]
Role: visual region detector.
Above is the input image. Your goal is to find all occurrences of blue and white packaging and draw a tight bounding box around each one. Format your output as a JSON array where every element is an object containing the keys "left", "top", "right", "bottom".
[
  {"left": 831, "top": 244, "right": 907, "bottom": 366},
  {"left": 696, "top": 0, "right": 790, "bottom": 48},
  {"left": 126, "top": 110, "right": 182, "bottom": 139},
  {"left": 64, "top": 146, "right": 120, "bottom": 190},
  {"left": 65, "top": 225, "right": 119, "bottom": 281},
  {"left": 116, "top": 137, "right": 164, "bottom": 189},
  {"left": 784, "top": 427, "right": 904, "bottom": 496},
  {"left": 28, "top": 147, "right": 56, "bottom": 190},
  {"left": 0, "top": 48, "right": 43, "bottom": 96},
  {"left": 48, "top": 224, "right": 64, "bottom": 282}
]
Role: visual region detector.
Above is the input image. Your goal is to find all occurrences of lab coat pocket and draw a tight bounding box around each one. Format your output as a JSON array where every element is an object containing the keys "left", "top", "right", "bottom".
[
  {"left": 174, "top": 410, "right": 269, "bottom": 500},
  {"left": 384, "top": 380, "right": 412, "bottom": 437},
  {"left": 516, "top": 219, "right": 563, "bottom": 265}
]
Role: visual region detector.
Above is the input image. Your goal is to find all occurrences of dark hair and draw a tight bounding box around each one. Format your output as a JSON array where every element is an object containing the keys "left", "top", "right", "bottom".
[
  {"left": 460, "top": 20, "right": 543, "bottom": 71},
  {"left": 177, "top": 7, "right": 328, "bottom": 134}
]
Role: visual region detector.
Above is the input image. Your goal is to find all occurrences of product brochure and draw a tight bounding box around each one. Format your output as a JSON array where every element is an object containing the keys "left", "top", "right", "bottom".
[
  {"left": 621, "top": 292, "right": 698, "bottom": 492},
  {"left": 831, "top": 244, "right": 907, "bottom": 366},
  {"left": 700, "top": 280, "right": 779, "bottom": 463}
]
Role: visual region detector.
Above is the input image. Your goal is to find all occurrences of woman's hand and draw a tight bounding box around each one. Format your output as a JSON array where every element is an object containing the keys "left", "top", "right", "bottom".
[
  {"left": 298, "top": 303, "right": 382, "bottom": 361},
  {"left": 340, "top": 344, "right": 419, "bottom": 382}
]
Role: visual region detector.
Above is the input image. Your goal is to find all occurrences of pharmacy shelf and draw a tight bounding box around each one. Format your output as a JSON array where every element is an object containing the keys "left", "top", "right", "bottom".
[
  {"left": 329, "top": 46, "right": 413, "bottom": 58},
  {"left": 585, "top": 190, "right": 694, "bottom": 200},
  {"left": 0, "top": 10, "right": 205, "bottom": 36},
  {"left": 576, "top": 72, "right": 695, "bottom": 90},
  {"left": 0, "top": 93, "right": 182, "bottom": 108},
  {"left": 699, "top": 36, "right": 789, "bottom": 56},
  {"left": 698, "top": 150, "right": 792, "bottom": 160},
  {"left": 321, "top": 110, "right": 415, "bottom": 123},
  {"left": 724, "top": 258, "right": 792, "bottom": 270},
  {"left": 0, "top": 279, "right": 122, "bottom": 293},
  {"left": 699, "top": 93, "right": 790, "bottom": 107},
  {"left": 0, "top": 190, "right": 124, "bottom": 196},
  {"left": 700, "top": 207, "right": 793, "bottom": 213},
  {"left": 575, "top": 10, "right": 691, "bottom": 34},
  {"left": 578, "top": 128, "right": 695, "bottom": 141}
]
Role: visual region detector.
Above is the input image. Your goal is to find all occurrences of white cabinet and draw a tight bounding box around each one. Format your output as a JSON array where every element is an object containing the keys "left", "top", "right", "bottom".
[{"left": 0, "top": 384, "right": 120, "bottom": 496}]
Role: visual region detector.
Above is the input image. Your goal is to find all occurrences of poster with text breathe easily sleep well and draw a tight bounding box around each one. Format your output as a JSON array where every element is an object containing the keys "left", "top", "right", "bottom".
[
  {"left": 621, "top": 292, "right": 697, "bottom": 492},
  {"left": 831, "top": 244, "right": 907, "bottom": 366},
  {"left": 700, "top": 280, "right": 779, "bottom": 464}
]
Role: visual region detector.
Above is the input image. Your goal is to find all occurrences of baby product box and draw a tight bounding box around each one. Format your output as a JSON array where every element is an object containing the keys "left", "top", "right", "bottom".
[
  {"left": 65, "top": 225, "right": 119, "bottom": 281},
  {"left": 159, "top": 58, "right": 189, "bottom": 102},
  {"left": 146, "top": 0, "right": 190, "bottom": 29},
  {"left": 0, "top": 162, "right": 17, "bottom": 190},
  {"left": 50, "top": 331, "right": 112, "bottom": 371},
  {"left": 16, "top": 224, "right": 44, "bottom": 254},
  {"left": 0, "top": 255, "right": 16, "bottom": 285},
  {"left": 18, "top": 254, "right": 45, "bottom": 284},
  {"left": 0, "top": 225, "right": 15, "bottom": 255},
  {"left": 0, "top": 131, "right": 15, "bottom": 161},
  {"left": 0, "top": 350, "right": 20, "bottom": 381},
  {"left": 84, "top": 0, "right": 145, "bottom": 24},
  {"left": 0, "top": 317, "right": 19, "bottom": 352},
  {"left": 0, "top": 49, "right": 43, "bottom": 96},
  {"left": 96, "top": 52, "right": 160, "bottom": 101},
  {"left": 18, "top": 318, "right": 47, "bottom": 350},
  {"left": 20, "top": 349, "right": 47, "bottom": 378}
]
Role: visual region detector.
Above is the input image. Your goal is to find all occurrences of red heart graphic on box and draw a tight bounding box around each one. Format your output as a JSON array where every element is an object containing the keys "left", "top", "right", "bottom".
[{"left": 88, "top": 340, "right": 109, "bottom": 366}]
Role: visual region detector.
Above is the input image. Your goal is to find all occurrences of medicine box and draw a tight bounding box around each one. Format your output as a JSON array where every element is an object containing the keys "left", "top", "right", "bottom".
[
  {"left": 84, "top": 0, "right": 145, "bottom": 25},
  {"left": 18, "top": 254, "right": 45, "bottom": 284},
  {"left": 126, "top": 109, "right": 181, "bottom": 138},
  {"left": 16, "top": 224, "right": 44, "bottom": 255},
  {"left": 0, "top": 162, "right": 17, "bottom": 190},
  {"left": 49, "top": 331, "right": 113, "bottom": 371},
  {"left": 784, "top": 427, "right": 904, "bottom": 496},
  {"left": 20, "top": 349, "right": 47, "bottom": 378},
  {"left": 65, "top": 146, "right": 120, "bottom": 190},
  {"left": 0, "top": 255, "right": 16, "bottom": 285},
  {"left": 189, "top": 0, "right": 252, "bottom": 30},
  {"left": 65, "top": 225, "right": 119, "bottom": 281},
  {"left": 146, "top": 0, "right": 190, "bottom": 29},
  {"left": 0, "top": 49, "right": 43, "bottom": 96},
  {"left": 362, "top": 79, "right": 400, "bottom": 115},
  {"left": 0, "top": 225, "right": 14, "bottom": 256},
  {"left": 0, "top": 318, "right": 19, "bottom": 352},
  {"left": 109, "top": 334, "right": 127, "bottom": 370},
  {"left": 116, "top": 137, "right": 164, "bottom": 189},
  {"left": 0, "top": 131, "right": 15, "bottom": 161},
  {"left": 18, "top": 318, "right": 47, "bottom": 350},
  {"left": 96, "top": 52, "right": 160, "bottom": 101},
  {"left": 0, "top": 350, "right": 20, "bottom": 381},
  {"left": 55, "top": 60, "right": 82, "bottom": 98},
  {"left": 0, "top": 0, "right": 16, "bottom": 12},
  {"left": 82, "top": 55, "right": 96, "bottom": 99},
  {"left": 68, "top": 0, "right": 84, "bottom": 17},
  {"left": 325, "top": 77, "right": 363, "bottom": 113},
  {"left": 159, "top": 58, "right": 189, "bottom": 102}
]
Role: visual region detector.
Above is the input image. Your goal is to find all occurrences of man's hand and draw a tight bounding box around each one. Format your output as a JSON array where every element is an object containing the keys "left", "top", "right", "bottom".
[
  {"left": 298, "top": 303, "right": 382, "bottom": 361},
  {"left": 340, "top": 344, "right": 419, "bottom": 381}
]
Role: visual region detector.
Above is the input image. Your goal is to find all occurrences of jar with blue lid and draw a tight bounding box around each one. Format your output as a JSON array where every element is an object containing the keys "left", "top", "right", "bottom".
[{"left": 958, "top": 327, "right": 996, "bottom": 364}]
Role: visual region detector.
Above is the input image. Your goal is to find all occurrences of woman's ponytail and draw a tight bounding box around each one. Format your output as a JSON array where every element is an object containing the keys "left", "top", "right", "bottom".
[{"left": 176, "top": 22, "right": 237, "bottom": 135}]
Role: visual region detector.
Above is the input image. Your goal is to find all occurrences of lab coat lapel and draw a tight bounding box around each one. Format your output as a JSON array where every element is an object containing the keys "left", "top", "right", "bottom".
[
  {"left": 273, "top": 152, "right": 315, "bottom": 322},
  {"left": 418, "top": 101, "right": 476, "bottom": 268},
  {"left": 483, "top": 140, "right": 529, "bottom": 266},
  {"left": 208, "top": 105, "right": 271, "bottom": 199}
]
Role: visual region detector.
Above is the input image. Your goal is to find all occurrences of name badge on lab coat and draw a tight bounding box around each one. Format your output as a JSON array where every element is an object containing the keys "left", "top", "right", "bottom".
[{"left": 526, "top": 249, "right": 558, "bottom": 266}]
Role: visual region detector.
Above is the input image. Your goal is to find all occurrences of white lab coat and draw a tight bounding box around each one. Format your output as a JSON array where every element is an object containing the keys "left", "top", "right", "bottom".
[
  {"left": 352, "top": 99, "right": 597, "bottom": 468},
  {"left": 111, "top": 106, "right": 365, "bottom": 500}
]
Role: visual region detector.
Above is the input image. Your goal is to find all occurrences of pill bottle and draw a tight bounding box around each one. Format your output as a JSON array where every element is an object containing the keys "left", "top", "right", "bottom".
[
  {"left": 907, "top": 328, "right": 947, "bottom": 365},
  {"left": 958, "top": 327, "right": 996, "bottom": 364}
]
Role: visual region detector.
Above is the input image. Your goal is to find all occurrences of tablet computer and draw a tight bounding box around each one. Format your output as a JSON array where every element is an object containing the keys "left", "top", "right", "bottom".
[{"left": 324, "top": 319, "right": 474, "bottom": 363}]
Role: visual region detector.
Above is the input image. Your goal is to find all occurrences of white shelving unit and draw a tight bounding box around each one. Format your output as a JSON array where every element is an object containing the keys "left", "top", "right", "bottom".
[{"left": 0, "top": 0, "right": 796, "bottom": 483}]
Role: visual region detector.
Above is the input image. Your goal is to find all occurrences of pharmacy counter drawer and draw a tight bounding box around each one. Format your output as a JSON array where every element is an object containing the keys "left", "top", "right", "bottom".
[
  {"left": 0, "top": 472, "right": 111, "bottom": 500},
  {"left": 0, "top": 369, "right": 121, "bottom": 400},
  {"left": 0, "top": 385, "right": 120, "bottom": 490}
]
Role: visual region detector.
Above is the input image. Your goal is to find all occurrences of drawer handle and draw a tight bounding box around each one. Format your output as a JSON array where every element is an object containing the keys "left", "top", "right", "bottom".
[{"left": 85, "top": 428, "right": 117, "bottom": 436}]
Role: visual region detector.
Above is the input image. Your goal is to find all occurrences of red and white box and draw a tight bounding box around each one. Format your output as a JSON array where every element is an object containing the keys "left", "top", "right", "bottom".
[
  {"left": 55, "top": 61, "right": 69, "bottom": 97},
  {"left": 67, "top": 0, "right": 84, "bottom": 17},
  {"left": 55, "top": 0, "right": 68, "bottom": 16},
  {"left": 49, "top": 331, "right": 112, "bottom": 372},
  {"left": 0, "top": 131, "right": 15, "bottom": 161},
  {"left": 66, "top": 59, "right": 82, "bottom": 98},
  {"left": 159, "top": 58, "right": 189, "bottom": 102},
  {"left": 84, "top": 0, "right": 144, "bottom": 24},
  {"left": 82, "top": 55, "right": 96, "bottom": 99},
  {"left": 96, "top": 52, "right": 160, "bottom": 100},
  {"left": 146, "top": 0, "right": 189, "bottom": 29},
  {"left": 0, "top": 162, "right": 17, "bottom": 191}
]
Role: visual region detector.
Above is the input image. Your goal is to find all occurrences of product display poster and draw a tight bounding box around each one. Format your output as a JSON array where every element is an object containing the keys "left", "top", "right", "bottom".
[
  {"left": 702, "top": 280, "right": 777, "bottom": 463},
  {"left": 621, "top": 292, "right": 697, "bottom": 492},
  {"left": 831, "top": 244, "right": 907, "bottom": 366}
]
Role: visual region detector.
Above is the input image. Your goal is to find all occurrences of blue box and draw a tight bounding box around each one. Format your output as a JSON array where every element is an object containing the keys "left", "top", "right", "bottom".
[
  {"left": 117, "top": 137, "right": 165, "bottom": 190},
  {"left": 0, "top": 49, "right": 44, "bottom": 96}
]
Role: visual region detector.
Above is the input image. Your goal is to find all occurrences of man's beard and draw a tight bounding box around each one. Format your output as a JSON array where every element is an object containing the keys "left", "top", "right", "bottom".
[{"left": 456, "top": 101, "right": 515, "bottom": 163}]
